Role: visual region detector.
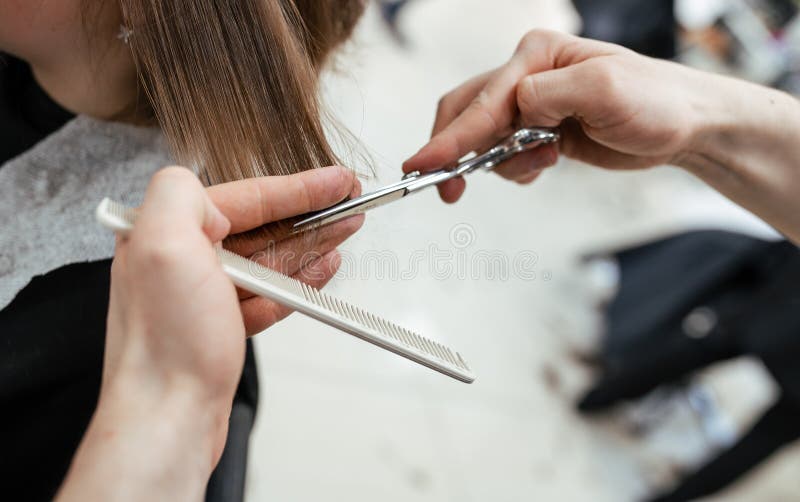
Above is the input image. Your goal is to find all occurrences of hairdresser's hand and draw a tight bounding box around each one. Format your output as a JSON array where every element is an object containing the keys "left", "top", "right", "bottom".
[
  {"left": 404, "top": 30, "right": 701, "bottom": 201},
  {"left": 58, "top": 166, "right": 363, "bottom": 501},
  {"left": 206, "top": 165, "right": 363, "bottom": 334},
  {"left": 406, "top": 29, "right": 800, "bottom": 242},
  {"left": 59, "top": 167, "right": 244, "bottom": 502}
]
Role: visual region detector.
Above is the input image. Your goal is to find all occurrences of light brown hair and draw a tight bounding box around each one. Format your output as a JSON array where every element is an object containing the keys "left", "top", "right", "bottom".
[{"left": 119, "top": 0, "right": 365, "bottom": 190}]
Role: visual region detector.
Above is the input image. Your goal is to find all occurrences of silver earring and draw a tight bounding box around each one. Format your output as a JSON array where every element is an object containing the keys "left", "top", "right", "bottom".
[{"left": 117, "top": 24, "right": 133, "bottom": 45}]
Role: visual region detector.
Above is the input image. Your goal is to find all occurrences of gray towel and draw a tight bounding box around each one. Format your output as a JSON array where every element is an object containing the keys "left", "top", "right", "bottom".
[{"left": 0, "top": 115, "right": 171, "bottom": 309}]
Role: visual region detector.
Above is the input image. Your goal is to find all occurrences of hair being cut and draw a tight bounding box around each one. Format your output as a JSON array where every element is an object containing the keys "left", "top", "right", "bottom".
[{"left": 119, "top": 0, "right": 365, "bottom": 190}]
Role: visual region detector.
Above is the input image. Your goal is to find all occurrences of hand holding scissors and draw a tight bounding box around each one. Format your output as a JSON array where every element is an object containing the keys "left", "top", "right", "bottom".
[{"left": 293, "top": 127, "right": 559, "bottom": 232}]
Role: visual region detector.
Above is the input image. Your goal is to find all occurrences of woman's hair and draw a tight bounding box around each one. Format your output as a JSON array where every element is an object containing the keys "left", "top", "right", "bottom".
[{"left": 119, "top": 0, "right": 365, "bottom": 188}]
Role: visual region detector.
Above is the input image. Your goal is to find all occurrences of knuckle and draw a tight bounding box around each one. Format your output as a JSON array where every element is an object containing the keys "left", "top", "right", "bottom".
[
  {"left": 252, "top": 177, "right": 274, "bottom": 223},
  {"left": 303, "top": 176, "right": 321, "bottom": 210},
  {"left": 516, "top": 75, "right": 538, "bottom": 113},
  {"left": 333, "top": 166, "right": 354, "bottom": 197},
  {"left": 291, "top": 175, "right": 316, "bottom": 213},
  {"left": 149, "top": 166, "right": 197, "bottom": 193},
  {"left": 467, "top": 90, "right": 500, "bottom": 131},
  {"left": 517, "top": 29, "right": 560, "bottom": 53},
  {"left": 436, "top": 95, "right": 453, "bottom": 117},
  {"left": 518, "top": 29, "right": 543, "bottom": 51},
  {"left": 586, "top": 60, "right": 622, "bottom": 101},
  {"left": 153, "top": 165, "right": 190, "bottom": 183}
]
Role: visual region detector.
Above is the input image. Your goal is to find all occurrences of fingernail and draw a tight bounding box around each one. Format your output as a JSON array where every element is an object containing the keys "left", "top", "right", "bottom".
[
  {"left": 531, "top": 147, "right": 558, "bottom": 171},
  {"left": 206, "top": 201, "right": 230, "bottom": 239},
  {"left": 330, "top": 249, "right": 342, "bottom": 269},
  {"left": 517, "top": 170, "right": 540, "bottom": 185}
]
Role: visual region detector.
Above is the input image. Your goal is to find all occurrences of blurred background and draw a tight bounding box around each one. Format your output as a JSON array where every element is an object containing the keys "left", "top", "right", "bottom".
[{"left": 246, "top": 1, "right": 800, "bottom": 500}]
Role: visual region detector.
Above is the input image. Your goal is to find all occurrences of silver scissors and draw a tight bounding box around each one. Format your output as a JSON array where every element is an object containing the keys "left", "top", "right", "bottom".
[{"left": 292, "top": 127, "right": 560, "bottom": 232}]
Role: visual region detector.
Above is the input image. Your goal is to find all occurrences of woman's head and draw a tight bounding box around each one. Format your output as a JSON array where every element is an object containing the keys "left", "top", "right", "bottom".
[{"left": 1, "top": 0, "right": 365, "bottom": 186}]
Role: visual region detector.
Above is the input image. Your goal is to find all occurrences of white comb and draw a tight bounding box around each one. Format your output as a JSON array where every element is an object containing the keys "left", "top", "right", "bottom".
[{"left": 95, "top": 198, "right": 475, "bottom": 383}]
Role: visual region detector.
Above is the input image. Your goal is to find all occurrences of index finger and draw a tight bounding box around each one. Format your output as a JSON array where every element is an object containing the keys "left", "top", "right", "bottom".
[
  {"left": 403, "top": 30, "right": 610, "bottom": 173},
  {"left": 403, "top": 65, "right": 526, "bottom": 173},
  {"left": 207, "top": 165, "right": 358, "bottom": 234}
]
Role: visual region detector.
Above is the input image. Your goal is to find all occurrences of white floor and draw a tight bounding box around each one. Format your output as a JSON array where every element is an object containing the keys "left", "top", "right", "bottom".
[{"left": 246, "top": 2, "right": 800, "bottom": 501}]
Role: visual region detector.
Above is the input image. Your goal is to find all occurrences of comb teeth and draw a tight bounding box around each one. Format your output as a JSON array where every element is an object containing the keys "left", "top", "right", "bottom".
[
  {"left": 297, "top": 282, "right": 467, "bottom": 369},
  {"left": 96, "top": 198, "right": 475, "bottom": 383},
  {"left": 107, "top": 199, "right": 139, "bottom": 221},
  {"left": 217, "top": 248, "right": 474, "bottom": 380},
  {"left": 96, "top": 198, "right": 139, "bottom": 234}
]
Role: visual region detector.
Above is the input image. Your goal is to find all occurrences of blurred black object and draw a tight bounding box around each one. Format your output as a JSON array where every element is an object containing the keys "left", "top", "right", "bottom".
[
  {"left": 572, "top": 0, "right": 677, "bottom": 59},
  {"left": 754, "top": 0, "right": 799, "bottom": 31},
  {"left": 378, "top": 0, "right": 414, "bottom": 44},
  {"left": 578, "top": 231, "right": 800, "bottom": 501},
  {"left": 205, "top": 400, "right": 255, "bottom": 502}
]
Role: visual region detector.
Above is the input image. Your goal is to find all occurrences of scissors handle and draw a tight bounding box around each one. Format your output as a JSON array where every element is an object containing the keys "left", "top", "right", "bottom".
[
  {"left": 403, "top": 127, "right": 560, "bottom": 193},
  {"left": 461, "top": 127, "right": 560, "bottom": 174}
]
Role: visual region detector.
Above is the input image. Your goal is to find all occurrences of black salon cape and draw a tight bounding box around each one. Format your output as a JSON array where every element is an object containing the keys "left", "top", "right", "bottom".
[
  {"left": 578, "top": 230, "right": 800, "bottom": 502},
  {"left": 0, "top": 54, "right": 258, "bottom": 502}
]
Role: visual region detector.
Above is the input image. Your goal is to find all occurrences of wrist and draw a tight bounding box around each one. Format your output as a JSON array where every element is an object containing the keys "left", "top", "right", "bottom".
[
  {"left": 674, "top": 68, "right": 741, "bottom": 169},
  {"left": 56, "top": 373, "right": 227, "bottom": 502},
  {"left": 99, "top": 368, "right": 229, "bottom": 470},
  {"left": 670, "top": 70, "right": 800, "bottom": 243},
  {"left": 676, "top": 69, "right": 800, "bottom": 175}
]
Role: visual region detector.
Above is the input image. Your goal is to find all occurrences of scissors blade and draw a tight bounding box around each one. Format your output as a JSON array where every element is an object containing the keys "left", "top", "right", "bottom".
[
  {"left": 292, "top": 184, "right": 409, "bottom": 231},
  {"left": 291, "top": 169, "right": 458, "bottom": 232}
]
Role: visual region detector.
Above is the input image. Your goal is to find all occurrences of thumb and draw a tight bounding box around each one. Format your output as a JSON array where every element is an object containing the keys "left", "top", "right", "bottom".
[{"left": 138, "top": 166, "right": 231, "bottom": 244}]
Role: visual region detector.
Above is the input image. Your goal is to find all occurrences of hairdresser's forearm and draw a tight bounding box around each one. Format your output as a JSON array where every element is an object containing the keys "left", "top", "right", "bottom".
[
  {"left": 56, "top": 376, "right": 222, "bottom": 502},
  {"left": 677, "top": 73, "right": 800, "bottom": 243}
]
